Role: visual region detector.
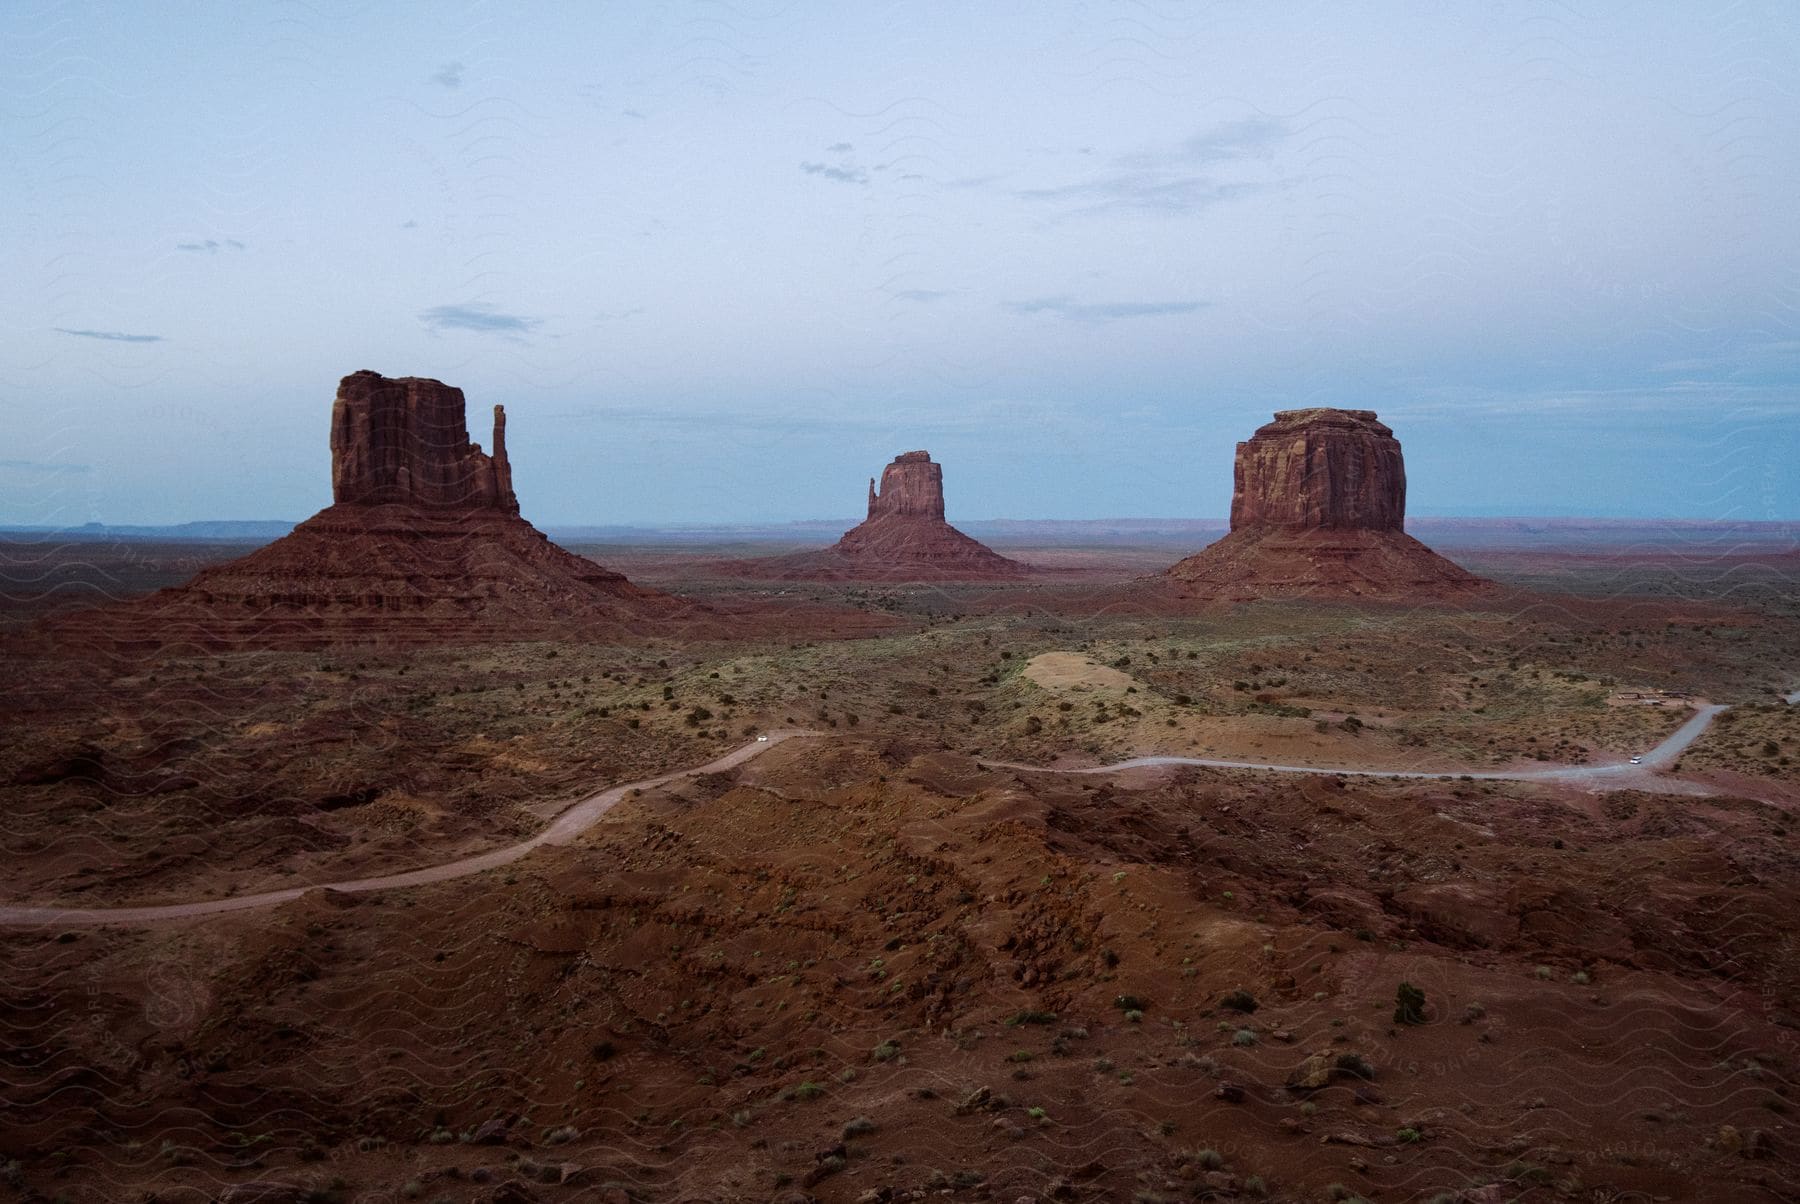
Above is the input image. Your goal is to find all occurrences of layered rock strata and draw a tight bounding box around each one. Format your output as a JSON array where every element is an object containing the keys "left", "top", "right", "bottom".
[
  {"left": 329, "top": 370, "right": 518, "bottom": 512},
  {"left": 57, "top": 371, "right": 684, "bottom": 646},
  {"left": 1165, "top": 408, "right": 1491, "bottom": 599},
  {"left": 743, "top": 451, "right": 1026, "bottom": 581}
]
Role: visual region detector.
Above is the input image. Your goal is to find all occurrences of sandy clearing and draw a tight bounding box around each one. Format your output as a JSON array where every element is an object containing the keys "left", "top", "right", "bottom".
[{"left": 1021, "top": 650, "right": 1136, "bottom": 691}]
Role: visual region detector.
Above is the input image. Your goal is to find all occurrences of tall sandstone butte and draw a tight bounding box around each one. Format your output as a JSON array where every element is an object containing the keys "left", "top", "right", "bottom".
[
  {"left": 746, "top": 450, "right": 1026, "bottom": 580},
  {"left": 1165, "top": 408, "right": 1491, "bottom": 599},
  {"left": 329, "top": 370, "right": 518, "bottom": 511},
  {"left": 864, "top": 451, "right": 946, "bottom": 521},
  {"left": 62, "top": 371, "right": 683, "bottom": 647},
  {"left": 1229, "top": 408, "right": 1404, "bottom": 532}
]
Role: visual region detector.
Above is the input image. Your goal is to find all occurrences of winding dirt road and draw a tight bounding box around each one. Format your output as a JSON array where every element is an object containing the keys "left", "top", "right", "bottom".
[
  {"left": 980, "top": 703, "right": 1730, "bottom": 793},
  {"left": 0, "top": 730, "right": 815, "bottom": 929},
  {"left": 0, "top": 694, "right": 1778, "bottom": 930}
]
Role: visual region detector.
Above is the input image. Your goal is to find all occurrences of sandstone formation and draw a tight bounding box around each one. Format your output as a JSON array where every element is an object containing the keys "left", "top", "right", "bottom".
[
  {"left": 740, "top": 451, "right": 1027, "bottom": 581},
  {"left": 60, "top": 371, "right": 688, "bottom": 646},
  {"left": 330, "top": 370, "right": 517, "bottom": 512},
  {"left": 865, "top": 451, "right": 945, "bottom": 520},
  {"left": 1164, "top": 408, "right": 1492, "bottom": 599},
  {"left": 1229, "top": 408, "right": 1403, "bottom": 531}
]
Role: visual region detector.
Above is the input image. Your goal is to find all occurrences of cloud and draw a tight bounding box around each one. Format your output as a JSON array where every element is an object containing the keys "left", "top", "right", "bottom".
[
  {"left": 0, "top": 459, "right": 89, "bottom": 475},
  {"left": 801, "top": 160, "right": 868, "bottom": 185},
  {"left": 400, "top": 219, "right": 418, "bottom": 229},
  {"left": 1651, "top": 339, "right": 1800, "bottom": 379},
  {"left": 1019, "top": 174, "right": 1286, "bottom": 216},
  {"left": 430, "top": 61, "right": 463, "bottom": 88},
  {"left": 1002, "top": 296, "right": 1207, "bottom": 323},
  {"left": 893, "top": 289, "right": 951, "bottom": 303},
  {"left": 1020, "top": 115, "right": 1294, "bottom": 216},
  {"left": 1381, "top": 381, "right": 1800, "bottom": 422},
  {"left": 54, "top": 327, "right": 164, "bottom": 342},
  {"left": 1118, "top": 116, "right": 1289, "bottom": 169},
  {"left": 419, "top": 303, "right": 542, "bottom": 336},
  {"left": 176, "top": 238, "right": 245, "bottom": 252},
  {"left": 826, "top": 142, "right": 853, "bottom": 153},
  {"left": 544, "top": 396, "right": 1098, "bottom": 438}
]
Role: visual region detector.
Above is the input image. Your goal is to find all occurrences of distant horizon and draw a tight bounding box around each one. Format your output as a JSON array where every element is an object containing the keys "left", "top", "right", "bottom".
[
  {"left": 7, "top": 512, "right": 1797, "bottom": 535},
  {"left": 5, "top": 5, "right": 1795, "bottom": 526}
]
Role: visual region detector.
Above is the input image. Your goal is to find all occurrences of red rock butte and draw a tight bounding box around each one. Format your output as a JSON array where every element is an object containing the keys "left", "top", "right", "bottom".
[
  {"left": 329, "top": 370, "right": 518, "bottom": 512},
  {"left": 1164, "top": 407, "right": 1492, "bottom": 599},
  {"left": 55, "top": 371, "right": 688, "bottom": 648},
  {"left": 743, "top": 451, "right": 1027, "bottom": 581}
]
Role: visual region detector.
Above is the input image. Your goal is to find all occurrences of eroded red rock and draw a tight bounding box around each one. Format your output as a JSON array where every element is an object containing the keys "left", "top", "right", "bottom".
[
  {"left": 1165, "top": 408, "right": 1492, "bottom": 599},
  {"left": 733, "top": 451, "right": 1027, "bottom": 581},
  {"left": 329, "top": 370, "right": 517, "bottom": 512},
  {"left": 52, "top": 371, "right": 691, "bottom": 646},
  {"left": 1229, "top": 408, "right": 1404, "bottom": 531}
]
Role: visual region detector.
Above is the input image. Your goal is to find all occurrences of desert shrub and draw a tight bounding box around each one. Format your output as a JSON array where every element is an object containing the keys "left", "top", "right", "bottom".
[
  {"left": 842, "top": 1116, "right": 876, "bottom": 1138},
  {"left": 1231, "top": 1029, "right": 1257, "bottom": 1047},
  {"left": 1335, "top": 1053, "right": 1375, "bottom": 1080},
  {"left": 1394, "top": 981, "right": 1426, "bottom": 1025},
  {"left": 1220, "top": 989, "right": 1258, "bottom": 1013}
]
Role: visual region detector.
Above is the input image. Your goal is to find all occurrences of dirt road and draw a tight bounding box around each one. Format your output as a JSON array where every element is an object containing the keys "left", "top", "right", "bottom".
[
  {"left": 0, "top": 699, "right": 1759, "bottom": 929},
  {"left": 979, "top": 703, "right": 1729, "bottom": 793},
  {"left": 0, "top": 730, "right": 813, "bottom": 929}
]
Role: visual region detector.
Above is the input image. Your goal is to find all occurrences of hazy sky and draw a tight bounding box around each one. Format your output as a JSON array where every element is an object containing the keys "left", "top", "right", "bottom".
[{"left": 5, "top": 2, "right": 1798, "bottom": 525}]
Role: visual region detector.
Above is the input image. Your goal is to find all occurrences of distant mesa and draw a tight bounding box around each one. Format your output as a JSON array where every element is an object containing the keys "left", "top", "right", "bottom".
[
  {"left": 54, "top": 371, "right": 686, "bottom": 647},
  {"left": 1163, "top": 408, "right": 1493, "bottom": 599},
  {"left": 738, "top": 450, "right": 1028, "bottom": 581}
]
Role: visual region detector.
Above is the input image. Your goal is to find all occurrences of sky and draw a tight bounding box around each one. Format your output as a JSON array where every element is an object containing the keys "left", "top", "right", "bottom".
[{"left": 4, "top": 1, "right": 1798, "bottom": 526}]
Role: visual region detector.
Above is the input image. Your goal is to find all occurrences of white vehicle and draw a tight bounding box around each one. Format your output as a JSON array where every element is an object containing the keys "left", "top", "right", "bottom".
[
  {"left": 1628, "top": 756, "right": 1642, "bottom": 765},
  {"left": 757, "top": 735, "right": 769, "bottom": 742}
]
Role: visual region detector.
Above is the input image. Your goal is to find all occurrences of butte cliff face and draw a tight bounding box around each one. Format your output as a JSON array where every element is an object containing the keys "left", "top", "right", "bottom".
[
  {"left": 865, "top": 451, "right": 945, "bottom": 521},
  {"left": 745, "top": 451, "right": 1026, "bottom": 581},
  {"left": 1229, "top": 408, "right": 1404, "bottom": 532},
  {"left": 63, "top": 371, "right": 686, "bottom": 647},
  {"left": 1165, "top": 408, "right": 1491, "bottom": 599},
  {"left": 329, "top": 370, "right": 518, "bottom": 512}
]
